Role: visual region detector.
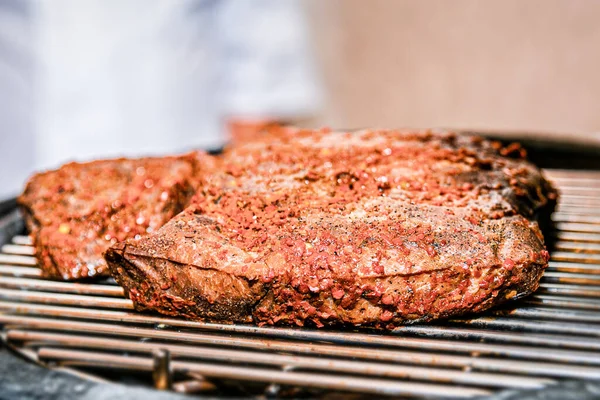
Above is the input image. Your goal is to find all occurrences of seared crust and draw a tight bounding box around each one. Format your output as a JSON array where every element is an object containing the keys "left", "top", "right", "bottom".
[
  {"left": 18, "top": 153, "right": 209, "bottom": 280},
  {"left": 107, "top": 129, "right": 557, "bottom": 328}
]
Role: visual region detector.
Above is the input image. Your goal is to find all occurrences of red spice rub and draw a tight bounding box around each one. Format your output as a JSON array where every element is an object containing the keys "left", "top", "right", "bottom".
[
  {"left": 106, "top": 129, "right": 557, "bottom": 328},
  {"left": 18, "top": 152, "right": 211, "bottom": 280}
]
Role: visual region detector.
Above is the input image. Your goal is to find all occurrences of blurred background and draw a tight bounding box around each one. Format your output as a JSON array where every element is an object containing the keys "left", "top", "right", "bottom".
[
  {"left": 307, "top": 0, "right": 600, "bottom": 134},
  {"left": 2, "top": 0, "right": 600, "bottom": 199}
]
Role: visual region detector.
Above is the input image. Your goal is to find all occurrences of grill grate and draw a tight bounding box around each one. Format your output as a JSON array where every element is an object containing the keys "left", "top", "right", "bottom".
[{"left": 1, "top": 169, "right": 600, "bottom": 398}]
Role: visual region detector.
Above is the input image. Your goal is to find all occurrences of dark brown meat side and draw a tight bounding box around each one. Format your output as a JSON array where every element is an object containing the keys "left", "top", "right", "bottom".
[
  {"left": 106, "top": 129, "right": 557, "bottom": 328},
  {"left": 18, "top": 152, "right": 211, "bottom": 280}
]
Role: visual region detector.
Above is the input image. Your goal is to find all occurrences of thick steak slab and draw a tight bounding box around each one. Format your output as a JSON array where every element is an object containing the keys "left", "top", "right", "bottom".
[
  {"left": 106, "top": 129, "right": 557, "bottom": 328},
  {"left": 19, "top": 153, "right": 209, "bottom": 280}
]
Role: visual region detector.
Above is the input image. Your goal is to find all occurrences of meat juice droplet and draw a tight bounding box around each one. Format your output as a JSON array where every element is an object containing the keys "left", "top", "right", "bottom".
[
  {"left": 381, "top": 294, "right": 394, "bottom": 305},
  {"left": 503, "top": 258, "right": 515, "bottom": 270},
  {"left": 136, "top": 167, "right": 146, "bottom": 176},
  {"left": 58, "top": 223, "right": 71, "bottom": 234},
  {"left": 380, "top": 310, "right": 394, "bottom": 322},
  {"left": 332, "top": 287, "right": 345, "bottom": 299}
]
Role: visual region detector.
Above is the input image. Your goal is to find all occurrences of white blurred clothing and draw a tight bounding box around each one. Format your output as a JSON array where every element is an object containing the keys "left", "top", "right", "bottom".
[
  {"left": 0, "top": 0, "right": 34, "bottom": 200},
  {"left": 0, "top": 0, "right": 321, "bottom": 199}
]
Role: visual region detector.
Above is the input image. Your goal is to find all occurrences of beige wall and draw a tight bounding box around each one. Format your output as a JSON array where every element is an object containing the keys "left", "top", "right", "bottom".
[{"left": 305, "top": 0, "right": 600, "bottom": 139}]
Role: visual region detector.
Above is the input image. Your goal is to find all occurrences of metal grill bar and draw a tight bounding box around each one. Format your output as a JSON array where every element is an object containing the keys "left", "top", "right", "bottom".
[
  {"left": 548, "top": 252, "right": 600, "bottom": 264},
  {"left": 524, "top": 294, "right": 600, "bottom": 310},
  {"left": 37, "top": 347, "right": 492, "bottom": 398},
  {"left": 547, "top": 262, "right": 600, "bottom": 274},
  {"left": 3, "top": 313, "right": 600, "bottom": 377},
  {"left": 0, "top": 300, "right": 599, "bottom": 359},
  {"left": 0, "top": 265, "right": 42, "bottom": 277},
  {"left": 537, "top": 282, "right": 600, "bottom": 297},
  {"left": 1, "top": 244, "right": 34, "bottom": 255},
  {"left": 0, "top": 276, "right": 124, "bottom": 296},
  {"left": 12, "top": 235, "right": 32, "bottom": 246},
  {"left": 552, "top": 214, "right": 600, "bottom": 225},
  {"left": 0, "top": 289, "right": 133, "bottom": 309},
  {"left": 452, "top": 316, "right": 600, "bottom": 336},
  {"left": 551, "top": 231, "right": 600, "bottom": 243},
  {"left": 553, "top": 242, "right": 600, "bottom": 253},
  {"left": 542, "top": 271, "right": 600, "bottom": 283},
  {"left": 0, "top": 254, "right": 36, "bottom": 266},
  {"left": 9, "top": 330, "right": 553, "bottom": 389},
  {"left": 0, "top": 168, "right": 599, "bottom": 398},
  {"left": 491, "top": 306, "right": 600, "bottom": 323},
  {"left": 555, "top": 222, "right": 600, "bottom": 234},
  {"left": 556, "top": 209, "right": 600, "bottom": 217},
  {"left": 396, "top": 324, "right": 600, "bottom": 350}
]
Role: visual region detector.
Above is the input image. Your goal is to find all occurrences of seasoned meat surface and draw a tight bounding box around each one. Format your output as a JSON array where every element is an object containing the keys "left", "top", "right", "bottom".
[
  {"left": 106, "top": 129, "right": 557, "bottom": 328},
  {"left": 19, "top": 153, "right": 209, "bottom": 280}
]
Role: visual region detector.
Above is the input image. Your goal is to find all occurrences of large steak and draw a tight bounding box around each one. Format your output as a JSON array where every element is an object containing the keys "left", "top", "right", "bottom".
[{"left": 106, "top": 129, "right": 557, "bottom": 328}]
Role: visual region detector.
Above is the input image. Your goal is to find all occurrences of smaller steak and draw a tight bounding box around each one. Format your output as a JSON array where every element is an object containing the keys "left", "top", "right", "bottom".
[{"left": 18, "top": 153, "right": 209, "bottom": 280}]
